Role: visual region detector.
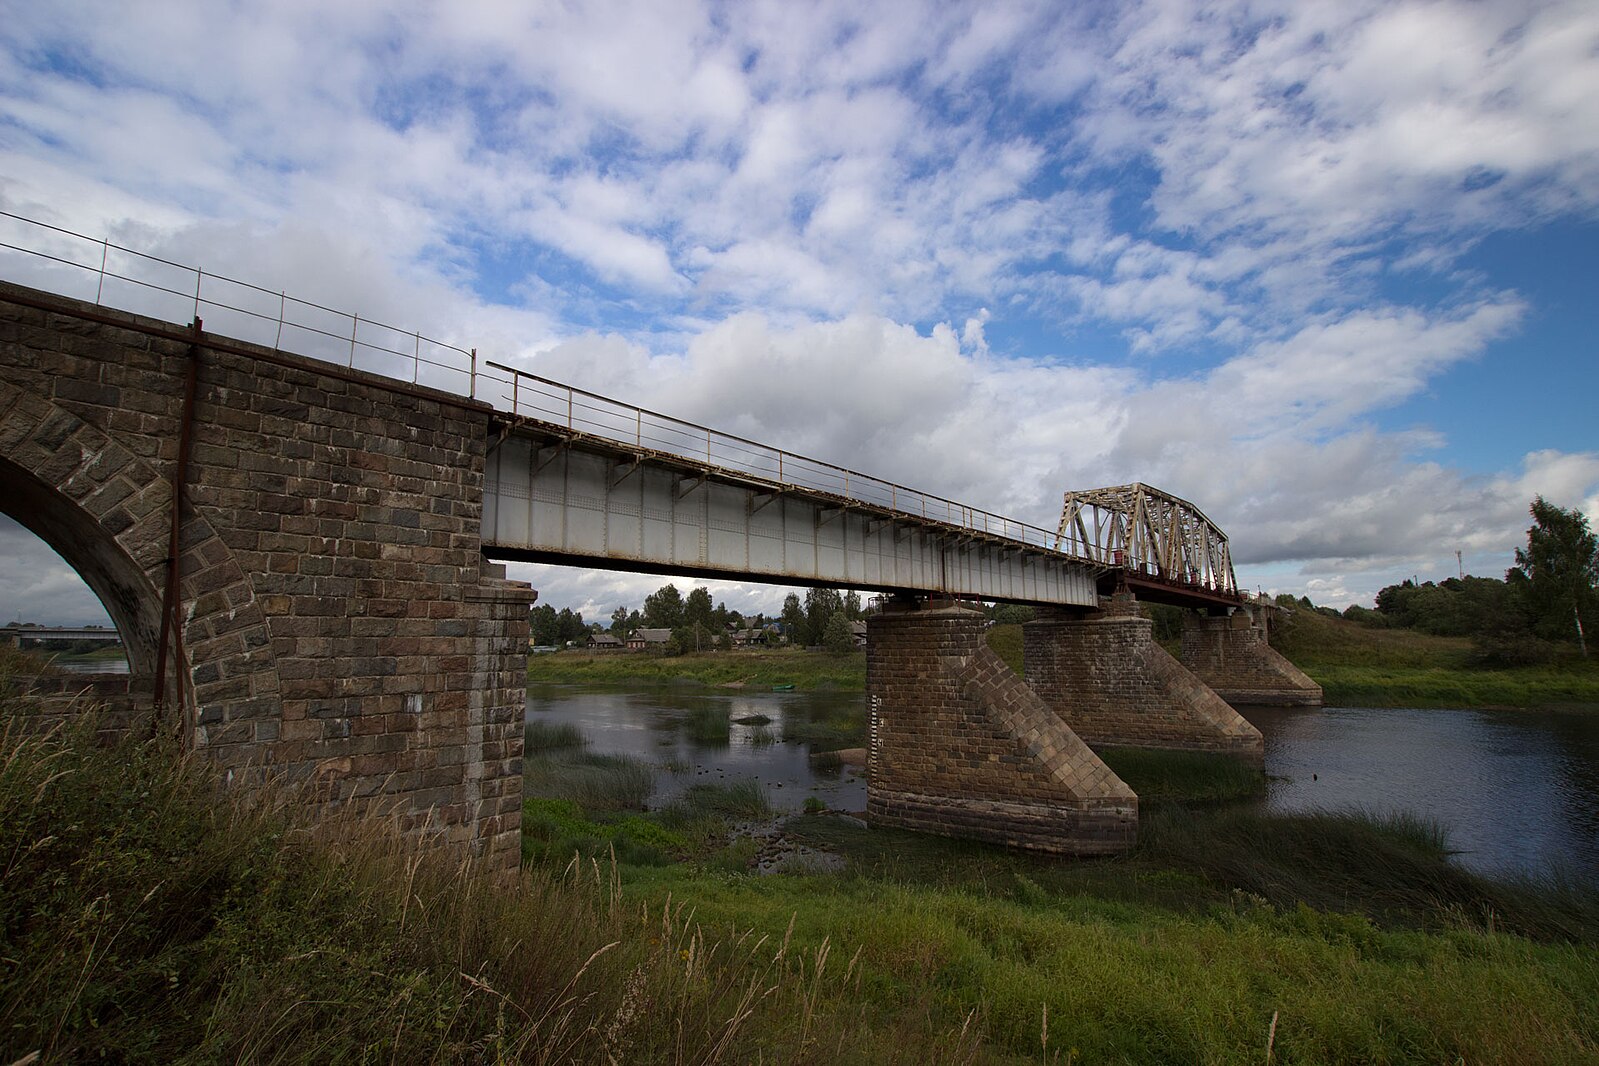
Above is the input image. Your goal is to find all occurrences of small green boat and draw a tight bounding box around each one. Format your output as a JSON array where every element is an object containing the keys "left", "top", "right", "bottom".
[{"left": 771, "top": 683, "right": 795, "bottom": 692}]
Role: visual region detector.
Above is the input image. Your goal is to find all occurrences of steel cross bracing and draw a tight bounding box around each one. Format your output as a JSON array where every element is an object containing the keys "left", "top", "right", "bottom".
[{"left": 1055, "top": 483, "right": 1238, "bottom": 599}]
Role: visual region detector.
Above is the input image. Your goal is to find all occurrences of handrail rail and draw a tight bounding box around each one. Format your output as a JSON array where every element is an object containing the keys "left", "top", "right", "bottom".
[
  {"left": 0, "top": 208, "right": 1244, "bottom": 595},
  {"left": 481, "top": 359, "right": 1099, "bottom": 561},
  {"left": 0, "top": 210, "right": 477, "bottom": 392}
]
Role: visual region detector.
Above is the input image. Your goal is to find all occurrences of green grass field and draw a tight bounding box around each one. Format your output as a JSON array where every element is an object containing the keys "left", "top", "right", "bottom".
[
  {"left": 984, "top": 614, "right": 1599, "bottom": 709},
  {"left": 527, "top": 646, "right": 866, "bottom": 690},
  {"left": 7, "top": 642, "right": 1599, "bottom": 1063},
  {"left": 1268, "top": 607, "right": 1599, "bottom": 708}
]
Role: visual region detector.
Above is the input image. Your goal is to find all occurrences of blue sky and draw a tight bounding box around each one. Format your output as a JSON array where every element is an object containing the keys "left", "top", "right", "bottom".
[{"left": 1, "top": 0, "right": 1596, "bottom": 625}]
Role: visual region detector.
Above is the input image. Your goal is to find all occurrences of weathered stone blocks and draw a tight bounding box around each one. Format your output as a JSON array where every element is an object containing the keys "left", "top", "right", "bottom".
[
  {"left": 1023, "top": 595, "right": 1264, "bottom": 765},
  {"left": 1180, "top": 608, "right": 1323, "bottom": 707},
  {"left": 0, "top": 281, "right": 532, "bottom": 869},
  {"left": 866, "top": 602, "right": 1136, "bottom": 855}
]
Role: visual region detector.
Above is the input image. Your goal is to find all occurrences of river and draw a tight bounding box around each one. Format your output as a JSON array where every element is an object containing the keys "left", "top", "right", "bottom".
[{"left": 527, "top": 683, "right": 1599, "bottom": 883}]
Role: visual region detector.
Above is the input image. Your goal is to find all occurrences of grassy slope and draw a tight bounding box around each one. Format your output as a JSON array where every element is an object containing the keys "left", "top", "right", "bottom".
[
  {"left": 533, "top": 620, "right": 1599, "bottom": 708},
  {"left": 8, "top": 648, "right": 1599, "bottom": 1062},
  {"left": 990, "top": 617, "right": 1599, "bottom": 709},
  {"left": 1268, "top": 607, "right": 1599, "bottom": 708},
  {"left": 528, "top": 787, "right": 1599, "bottom": 1065},
  {"left": 527, "top": 646, "right": 866, "bottom": 690}
]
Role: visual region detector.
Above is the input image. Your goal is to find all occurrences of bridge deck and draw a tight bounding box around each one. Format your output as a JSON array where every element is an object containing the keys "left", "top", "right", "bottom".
[{"left": 483, "top": 417, "right": 1103, "bottom": 606}]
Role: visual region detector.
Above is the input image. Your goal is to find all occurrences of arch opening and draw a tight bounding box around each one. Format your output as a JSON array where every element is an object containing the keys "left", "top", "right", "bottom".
[{"left": 0, "top": 455, "right": 160, "bottom": 675}]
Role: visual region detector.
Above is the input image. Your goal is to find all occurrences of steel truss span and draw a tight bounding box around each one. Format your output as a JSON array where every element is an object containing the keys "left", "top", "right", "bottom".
[{"left": 1055, "top": 483, "right": 1237, "bottom": 598}]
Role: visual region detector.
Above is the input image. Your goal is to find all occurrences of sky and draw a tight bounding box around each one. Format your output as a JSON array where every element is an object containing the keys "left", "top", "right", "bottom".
[{"left": 1, "top": 0, "right": 1597, "bottom": 627}]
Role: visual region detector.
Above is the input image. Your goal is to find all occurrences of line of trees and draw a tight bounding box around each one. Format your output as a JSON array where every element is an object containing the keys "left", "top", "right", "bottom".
[
  {"left": 1346, "top": 497, "right": 1596, "bottom": 665},
  {"left": 536, "top": 581, "right": 880, "bottom": 656}
]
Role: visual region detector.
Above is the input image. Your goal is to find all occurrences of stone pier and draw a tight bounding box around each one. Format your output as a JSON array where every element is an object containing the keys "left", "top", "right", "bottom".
[
  {"left": 1180, "top": 608, "right": 1323, "bottom": 707},
  {"left": 1022, "top": 593, "right": 1264, "bottom": 765},
  {"left": 865, "top": 601, "right": 1137, "bottom": 855}
]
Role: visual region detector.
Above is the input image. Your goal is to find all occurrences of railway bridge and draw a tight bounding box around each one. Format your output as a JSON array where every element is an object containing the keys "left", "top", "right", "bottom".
[{"left": 0, "top": 216, "right": 1317, "bottom": 865}]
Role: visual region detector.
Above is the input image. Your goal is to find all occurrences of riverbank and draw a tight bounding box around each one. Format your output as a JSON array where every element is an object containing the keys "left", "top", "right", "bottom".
[
  {"left": 8, "top": 657, "right": 1598, "bottom": 1063},
  {"left": 516, "top": 729, "right": 1599, "bottom": 1064},
  {"left": 527, "top": 646, "right": 866, "bottom": 690},
  {"left": 1267, "top": 608, "right": 1599, "bottom": 709},
  {"left": 536, "top": 617, "right": 1599, "bottom": 709}
]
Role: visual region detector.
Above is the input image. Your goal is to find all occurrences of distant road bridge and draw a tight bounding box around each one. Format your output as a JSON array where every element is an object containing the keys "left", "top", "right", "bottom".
[
  {"left": 1, "top": 625, "right": 123, "bottom": 645},
  {"left": 0, "top": 211, "right": 1318, "bottom": 868}
]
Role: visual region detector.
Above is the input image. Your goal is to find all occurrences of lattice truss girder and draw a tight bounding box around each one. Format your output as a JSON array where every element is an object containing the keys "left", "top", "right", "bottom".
[{"left": 1055, "top": 483, "right": 1237, "bottom": 595}]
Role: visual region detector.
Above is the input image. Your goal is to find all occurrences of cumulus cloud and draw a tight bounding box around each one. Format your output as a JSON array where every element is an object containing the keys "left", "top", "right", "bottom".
[{"left": 1, "top": 0, "right": 1597, "bottom": 617}]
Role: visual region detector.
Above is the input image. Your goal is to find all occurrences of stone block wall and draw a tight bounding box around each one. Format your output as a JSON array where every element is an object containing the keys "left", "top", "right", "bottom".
[
  {"left": 1023, "top": 597, "right": 1263, "bottom": 765},
  {"left": 1180, "top": 610, "right": 1324, "bottom": 707},
  {"left": 866, "top": 603, "right": 1136, "bottom": 855},
  {"left": 0, "top": 282, "right": 532, "bottom": 868}
]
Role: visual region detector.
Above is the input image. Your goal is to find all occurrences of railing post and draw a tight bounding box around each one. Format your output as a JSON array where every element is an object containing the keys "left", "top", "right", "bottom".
[
  {"left": 706, "top": 428, "right": 712, "bottom": 464},
  {"left": 636, "top": 409, "right": 641, "bottom": 447},
  {"left": 95, "top": 238, "right": 108, "bottom": 305},
  {"left": 567, "top": 389, "right": 573, "bottom": 429},
  {"left": 469, "top": 348, "right": 477, "bottom": 399},
  {"left": 349, "top": 312, "right": 359, "bottom": 366},
  {"left": 274, "top": 291, "right": 286, "bottom": 349},
  {"left": 512, "top": 372, "right": 519, "bottom": 416},
  {"left": 412, "top": 331, "right": 421, "bottom": 383}
]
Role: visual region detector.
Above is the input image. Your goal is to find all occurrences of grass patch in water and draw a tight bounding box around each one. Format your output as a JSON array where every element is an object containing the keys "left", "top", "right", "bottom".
[
  {"left": 683, "top": 703, "right": 731, "bottom": 745},
  {"left": 523, "top": 717, "right": 587, "bottom": 753},
  {"left": 523, "top": 750, "right": 655, "bottom": 811},
  {"left": 659, "top": 778, "right": 775, "bottom": 824},
  {"left": 521, "top": 797, "right": 689, "bottom": 866},
  {"left": 779, "top": 702, "right": 866, "bottom": 753},
  {"left": 1096, "top": 746, "right": 1267, "bottom": 804}
]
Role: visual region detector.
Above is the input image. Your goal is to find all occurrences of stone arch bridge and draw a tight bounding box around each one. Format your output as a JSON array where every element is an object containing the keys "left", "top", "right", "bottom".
[{"left": 0, "top": 277, "right": 1318, "bottom": 868}]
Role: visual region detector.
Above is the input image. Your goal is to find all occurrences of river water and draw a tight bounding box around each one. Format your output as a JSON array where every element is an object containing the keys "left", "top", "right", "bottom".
[{"left": 527, "top": 683, "right": 1599, "bottom": 883}]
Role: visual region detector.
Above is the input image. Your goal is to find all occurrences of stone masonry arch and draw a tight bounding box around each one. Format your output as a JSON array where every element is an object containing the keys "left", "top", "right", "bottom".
[
  {"left": 1, "top": 282, "right": 531, "bottom": 868},
  {"left": 0, "top": 376, "right": 283, "bottom": 753}
]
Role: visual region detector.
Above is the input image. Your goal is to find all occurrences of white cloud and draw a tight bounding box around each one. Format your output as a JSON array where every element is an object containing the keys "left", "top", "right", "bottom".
[{"left": 2, "top": 0, "right": 1597, "bottom": 623}]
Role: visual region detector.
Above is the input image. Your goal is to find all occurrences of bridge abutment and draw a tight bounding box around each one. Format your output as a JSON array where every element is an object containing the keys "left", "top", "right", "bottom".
[
  {"left": 1022, "top": 593, "right": 1264, "bottom": 765},
  {"left": 1179, "top": 608, "right": 1323, "bottom": 707},
  {"left": 0, "top": 282, "right": 532, "bottom": 870},
  {"left": 865, "top": 600, "right": 1137, "bottom": 855}
]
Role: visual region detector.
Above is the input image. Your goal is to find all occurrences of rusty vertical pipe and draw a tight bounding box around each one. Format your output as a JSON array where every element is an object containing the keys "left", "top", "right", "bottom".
[{"left": 152, "top": 318, "right": 202, "bottom": 739}]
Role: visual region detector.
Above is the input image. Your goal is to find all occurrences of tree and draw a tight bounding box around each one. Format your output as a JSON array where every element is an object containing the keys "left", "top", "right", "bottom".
[
  {"left": 685, "top": 586, "right": 715, "bottom": 630},
  {"left": 821, "top": 612, "right": 855, "bottom": 654},
  {"left": 843, "top": 590, "right": 863, "bottom": 620},
  {"left": 642, "top": 583, "right": 686, "bottom": 630},
  {"left": 529, "top": 603, "right": 559, "bottom": 646},
  {"left": 609, "top": 605, "right": 631, "bottom": 636},
  {"left": 780, "top": 593, "right": 806, "bottom": 644},
  {"left": 1509, "top": 496, "right": 1598, "bottom": 656},
  {"left": 803, "top": 588, "right": 843, "bottom": 647},
  {"left": 555, "top": 608, "right": 587, "bottom": 644}
]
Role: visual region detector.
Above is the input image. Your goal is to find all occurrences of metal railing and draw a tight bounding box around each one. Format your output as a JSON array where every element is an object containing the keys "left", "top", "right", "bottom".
[
  {"left": 0, "top": 209, "right": 1114, "bottom": 568},
  {"left": 0, "top": 211, "right": 478, "bottom": 395},
  {"left": 480, "top": 360, "right": 1102, "bottom": 559}
]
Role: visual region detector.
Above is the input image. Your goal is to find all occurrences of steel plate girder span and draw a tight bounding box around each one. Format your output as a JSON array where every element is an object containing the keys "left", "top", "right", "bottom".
[{"left": 482, "top": 434, "right": 1100, "bottom": 607}]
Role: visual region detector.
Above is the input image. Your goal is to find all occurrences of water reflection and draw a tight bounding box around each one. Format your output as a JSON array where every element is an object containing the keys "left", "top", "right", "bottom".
[
  {"left": 527, "top": 684, "right": 1599, "bottom": 882},
  {"left": 1240, "top": 705, "right": 1599, "bottom": 881},
  {"left": 526, "top": 684, "right": 867, "bottom": 811}
]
